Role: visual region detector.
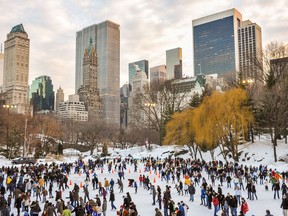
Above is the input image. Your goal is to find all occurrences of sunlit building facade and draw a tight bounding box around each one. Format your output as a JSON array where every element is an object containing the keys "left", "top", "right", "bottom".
[
  {"left": 150, "top": 65, "right": 166, "bottom": 84},
  {"left": 55, "top": 87, "right": 64, "bottom": 112},
  {"left": 58, "top": 94, "right": 88, "bottom": 122},
  {"left": 3, "top": 24, "right": 30, "bottom": 113},
  {"left": 166, "top": 48, "right": 182, "bottom": 80},
  {"left": 0, "top": 51, "right": 4, "bottom": 89},
  {"left": 238, "top": 20, "right": 262, "bottom": 81}
]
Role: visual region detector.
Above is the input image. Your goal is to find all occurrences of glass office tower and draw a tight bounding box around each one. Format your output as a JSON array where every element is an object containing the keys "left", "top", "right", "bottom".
[
  {"left": 192, "top": 9, "right": 242, "bottom": 77},
  {"left": 76, "top": 21, "right": 120, "bottom": 125},
  {"left": 29, "top": 75, "right": 54, "bottom": 113}
]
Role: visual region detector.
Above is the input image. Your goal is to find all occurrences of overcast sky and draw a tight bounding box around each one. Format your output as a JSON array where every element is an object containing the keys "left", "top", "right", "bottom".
[{"left": 0, "top": 0, "right": 287, "bottom": 99}]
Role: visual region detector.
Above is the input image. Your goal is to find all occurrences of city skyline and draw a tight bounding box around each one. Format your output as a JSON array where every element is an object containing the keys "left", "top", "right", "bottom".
[{"left": 0, "top": 0, "right": 287, "bottom": 99}]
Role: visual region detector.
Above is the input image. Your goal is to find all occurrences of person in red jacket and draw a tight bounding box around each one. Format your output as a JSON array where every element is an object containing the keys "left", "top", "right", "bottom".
[
  {"left": 139, "top": 175, "right": 143, "bottom": 187},
  {"left": 240, "top": 198, "right": 249, "bottom": 215},
  {"left": 212, "top": 194, "right": 220, "bottom": 216}
]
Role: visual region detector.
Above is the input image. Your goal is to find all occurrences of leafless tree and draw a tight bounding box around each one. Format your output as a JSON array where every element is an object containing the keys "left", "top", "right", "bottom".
[
  {"left": 130, "top": 79, "right": 190, "bottom": 145},
  {"left": 253, "top": 42, "right": 288, "bottom": 162}
]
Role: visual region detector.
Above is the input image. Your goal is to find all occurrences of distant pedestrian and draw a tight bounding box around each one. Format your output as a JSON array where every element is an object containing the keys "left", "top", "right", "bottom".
[
  {"left": 155, "top": 207, "right": 163, "bottom": 216},
  {"left": 281, "top": 194, "right": 288, "bottom": 216},
  {"left": 240, "top": 198, "right": 249, "bottom": 216},
  {"left": 109, "top": 190, "right": 117, "bottom": 210},
  {"left": 265, "top": 209, "right": 273, "bottom": 216}
]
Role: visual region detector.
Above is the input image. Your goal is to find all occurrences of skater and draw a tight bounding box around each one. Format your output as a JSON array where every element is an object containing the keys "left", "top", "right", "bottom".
[{"left": 109, "top": 189, "right": 117, "bottom": 210}]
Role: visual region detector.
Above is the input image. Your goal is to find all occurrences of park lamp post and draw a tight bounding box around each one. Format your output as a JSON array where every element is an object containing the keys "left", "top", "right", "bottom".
[
  {"left": 2, "top": 104, "right": 17, "bottom": 158},
  {"left": 198, "top": 63, "right": 202, "bottom": 75},
  {"left": 242, "top": 78, "right": 254, "bottom": 85},
  {"left": 144, "top": 102, "right": 156, "bottom": 150}
]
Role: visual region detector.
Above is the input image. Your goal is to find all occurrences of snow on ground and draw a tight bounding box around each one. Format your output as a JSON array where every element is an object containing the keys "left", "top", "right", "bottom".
[{"left": 2, "top": 136, "right": 288, "bottom": 216}]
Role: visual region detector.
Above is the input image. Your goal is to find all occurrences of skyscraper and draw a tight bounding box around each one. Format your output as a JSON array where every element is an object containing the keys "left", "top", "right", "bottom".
[
  {"left": 29, "top": 75, "right": 54, "bottom": 113},
  {"left": 0, "top": 43, "right": 4, "bottom": 90},
  {"left": 128, "top": 60, "right": 149, "bottom": 91},
  {"left": 3, "top": 24, "right": 30, "bottom": 113},
  {"left": 55, "top": 87, "right": 64, "bottom": 112},
  {"left": 76, "top": 20, "right": 120, "bottom": 125},
  {"left": 150, "top": 65, "right": 166, "bottom": 84},
  {"left": 128, "top": 67, "right": 149, "bottom": 126},
  {"left": 120, "top": 84, "right": 129, "bottom": 130},
  {"left": 192, "top": 9, "right": 242, "bottom": 77},
  {"left": 78, "top": 38, "right": 103, "bottom": 121},
  {"left": 166, "top": 48, "right": 182, "bottom": 80},
  {"left": 0, "top": 50, "right": 4, "bottom": 90},
  {"left": 238, "top": 20, "right": 262, "bottom": 81}
]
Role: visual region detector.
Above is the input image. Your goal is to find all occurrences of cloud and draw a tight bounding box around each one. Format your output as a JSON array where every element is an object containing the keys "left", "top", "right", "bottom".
[{"left": 0, "top": 0, "right": 287, "bottom": 99}]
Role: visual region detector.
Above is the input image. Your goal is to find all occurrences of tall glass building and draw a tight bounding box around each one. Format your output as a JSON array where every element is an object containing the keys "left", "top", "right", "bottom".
[
  {"left": 128, "top": 60, "right": 149, "bottom": 92},
  {"left": 166, "top": 48, "right": 182, "bottom": 80},
  {"left": 192, "top": 9, "right": 242, "bottom": 77},
  {"left": 76, "top": 21, "right": 120, "bottom": 125},
  {"left": 29, "top": 75, "right": 54, "bottom": 113}
]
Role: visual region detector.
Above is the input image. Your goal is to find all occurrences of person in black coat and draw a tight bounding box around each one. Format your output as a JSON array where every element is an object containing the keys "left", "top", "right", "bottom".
[
  {"left": 71, "top": 204, "right": 86, "bottom": 216},
  {"left": 30, "top": 200, "right": 42, "bottom": 216},
  {"left": 109, "top": 190, "right": 117, "bottom": 210},
  {"left": 1, "top": 203, "right": 10, "bottom": 216},
  {"left": 15, "top": 194, "right": 22, "bottom": 216},
  {"left": 281, "top": 194, "right": 288, "bottom": 215},
  {"left": 188, "top": 183, "right": 196, "bottom": 202},
  {"left": 281, "top": 183, "right": 287, "bottom": 196},
  {"left": 273, "top": 181, "right": 280, "bottom": 199}
]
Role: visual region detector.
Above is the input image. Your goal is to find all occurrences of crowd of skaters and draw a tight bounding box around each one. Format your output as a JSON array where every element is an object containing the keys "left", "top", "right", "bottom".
[{"left": 0, "top": 157, "right": 287, "bottom": 216}]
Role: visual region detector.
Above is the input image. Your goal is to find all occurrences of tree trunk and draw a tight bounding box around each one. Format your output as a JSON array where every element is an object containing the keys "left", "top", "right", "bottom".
[
  {"left": 273, "top": 135, "right": 278, "bottom": 162},
  {"left": 229, "top": 131, "right": 235, "bottom": 161},
  {"left": 219, "top": 144, "right": 228, "bottom": 162},
  {"left": 210, "top": 149, "right": 215, "bottom": 161},
  {"left": 187, "top": 145, "right": 194, "bottom": 160},
  {"left": 235, "top": 140, "right": 239, "bottom": 162},
  {"left": 194, "top": 144, "right": 198, "bottom": 159},
  {"left": 251, "top": 125, "right": 254, "bottom": 143},
  {"left": 197, "top": 146, "right": 203, "bottom": 161}
]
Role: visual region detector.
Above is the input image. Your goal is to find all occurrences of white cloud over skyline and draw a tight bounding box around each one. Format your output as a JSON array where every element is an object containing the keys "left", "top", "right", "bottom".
[{"left": 0, "top": 0, "right": 287, "bottom": 99}]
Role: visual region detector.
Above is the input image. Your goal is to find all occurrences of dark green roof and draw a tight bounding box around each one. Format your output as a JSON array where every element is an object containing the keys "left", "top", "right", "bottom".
[
  {"left": 10, "top": 24, "right": 26, "bottom": 33},
  {"left": 87, "top": 37, "right": 93, "bottom": 53}
]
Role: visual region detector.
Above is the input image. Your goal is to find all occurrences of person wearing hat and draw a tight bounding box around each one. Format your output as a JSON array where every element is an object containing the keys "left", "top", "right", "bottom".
[{"left": 155, "top": 207, "right": 163, "bottom": 216}]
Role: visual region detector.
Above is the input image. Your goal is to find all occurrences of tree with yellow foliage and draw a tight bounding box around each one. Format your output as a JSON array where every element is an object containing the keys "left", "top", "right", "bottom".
[
  {"left": 164, "top": 88, "right": 254, "bottom": 162},
  {"left": 163, "top": 109, "right": 202, "bottom": 159}
]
